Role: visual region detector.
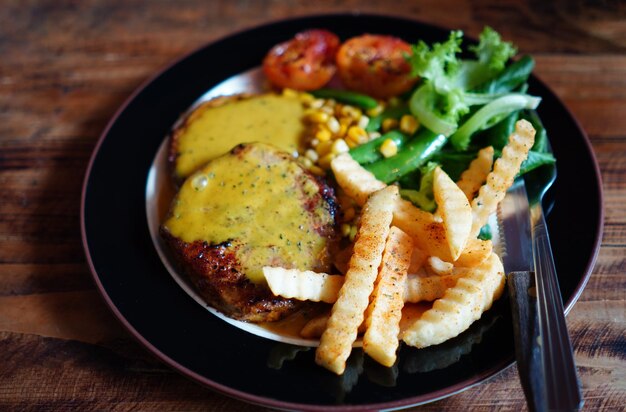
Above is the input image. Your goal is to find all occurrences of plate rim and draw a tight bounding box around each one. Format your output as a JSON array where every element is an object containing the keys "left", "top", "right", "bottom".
[{"left": 80, "top": 12, "right": 604, "bottom": 411}]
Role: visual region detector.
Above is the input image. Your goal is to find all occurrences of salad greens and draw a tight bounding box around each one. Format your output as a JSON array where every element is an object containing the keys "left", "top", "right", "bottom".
[
  {"left": 406, "top": 27, "right": 540, "bottom": 150},
  {"left": 347, "top": 26, "right": 555, "bottom": 211}
]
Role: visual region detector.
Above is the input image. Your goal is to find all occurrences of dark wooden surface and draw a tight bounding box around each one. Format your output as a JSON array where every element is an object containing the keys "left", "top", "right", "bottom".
[{"left": 1, "top": 0, "right": 625, "bottom": 410}]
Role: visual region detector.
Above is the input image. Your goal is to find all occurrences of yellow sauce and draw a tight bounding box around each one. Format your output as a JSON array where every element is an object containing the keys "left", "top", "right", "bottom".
[
  {"left": 174, "top": 94, "right": 305, "bottom": 178},
  {"left": 163, "top": 143, "right": 332, "bottom": 284}
]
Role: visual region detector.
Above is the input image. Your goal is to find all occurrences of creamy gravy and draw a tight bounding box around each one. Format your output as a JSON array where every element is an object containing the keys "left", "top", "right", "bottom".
[
  {"left": 163, "top": 143, "right": 331, "bottom": 284},
  {"left": 174, "top": 94, "right": 305, "bottom": 178}
]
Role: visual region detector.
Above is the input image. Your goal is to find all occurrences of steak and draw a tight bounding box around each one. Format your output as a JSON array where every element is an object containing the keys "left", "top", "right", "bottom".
[{"left": 161, "top": 143, "right": 337, "bottom": 322}]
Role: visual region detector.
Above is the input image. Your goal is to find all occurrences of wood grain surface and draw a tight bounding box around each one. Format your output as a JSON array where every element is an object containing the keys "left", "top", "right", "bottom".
[{"left": 1, "top": 0, "right": 625, "bottom": 410}]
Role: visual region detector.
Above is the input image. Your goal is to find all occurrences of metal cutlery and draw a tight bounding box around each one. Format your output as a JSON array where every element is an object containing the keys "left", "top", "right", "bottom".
[{"left": 499, "top": 156, "right": 583, "bottom": 411}]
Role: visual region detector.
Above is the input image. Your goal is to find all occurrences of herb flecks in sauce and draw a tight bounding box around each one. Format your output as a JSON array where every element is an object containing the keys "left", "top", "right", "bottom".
[{"left": 164, "top": 143, "right": 331, "bottom": 283}]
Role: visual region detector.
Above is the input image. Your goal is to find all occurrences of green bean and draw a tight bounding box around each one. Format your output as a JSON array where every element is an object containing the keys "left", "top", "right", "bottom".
[
  {"left": 310, "top": 89, "right": 378, "bottom": 110},
  {"left": 349, "top": 130, "right": 409, "bottom": 164},
  {"left": 364, "top": 129, "right": 448, "bottom": 183}
]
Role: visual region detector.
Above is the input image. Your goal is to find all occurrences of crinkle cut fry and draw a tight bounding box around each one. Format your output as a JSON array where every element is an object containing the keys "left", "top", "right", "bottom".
[
  {"left": 470, "top": 120, "right": 535, "bottom": 238},
  {"left": 363, "top": 226, "right": 413, "bottom": 367},
  {"left": 330, "top": 153, "right": 386, "bottom": 206},
  {"left": 457, "top": 146, "right": 494, "bottom": 201},
  {"left": 315, "top": 185, "right": 397, "bottom": 375},
  {"left": 433, "top": 167, "right": 472, "bottom": 261},
  {"left": 401, "top": 252, "right": 505, "bottom": 348}
]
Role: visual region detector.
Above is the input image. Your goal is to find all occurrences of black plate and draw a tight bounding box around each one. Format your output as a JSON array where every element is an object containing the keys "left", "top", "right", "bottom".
[{"left": 81, "top": 14, "right": 603, "bottom": 410}]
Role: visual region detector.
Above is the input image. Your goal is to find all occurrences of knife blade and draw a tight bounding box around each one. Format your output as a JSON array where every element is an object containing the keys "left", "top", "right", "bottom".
[{"left": 498, "top": 178, "right": 583, "bottom": 412}]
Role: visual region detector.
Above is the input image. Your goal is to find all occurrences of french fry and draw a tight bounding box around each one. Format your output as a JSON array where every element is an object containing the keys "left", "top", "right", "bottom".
[
  {"left": 363, "top": 227, "right": 413, "bottom": 367},
  {"left": 470, "top": 120, "right": 535, "bottom": 237},
  {"left": 392, "top": 198, "right": 454, "bottom": 262},
  {"left": 433, "top": 167, "right": 472, "bottom": 261},
  {"left": 330, "top": 154, "right": 460, "bottom": 263},
  {"left": 403, "top": 273, "right": 464, "bottom": 303},
  {"left": 408, "top": 247, "right": 428, "bottom": 273},
  {"left": 330, "top": 153, "right": 386, "bottom": 206},
  {"left": 456, "top": 146, "right": 494, "bottom": 201},
  {"left": 401, "top": 252, "right": 505, "bottom": 348},
  {"left": 265, "top": 268, "right": 462, "bottom": 305},
  {"left": 263, "top": 267, "right": 343, "bottom": 303},
  {"left": 454, "top": 238, "right": 493, "bottom": 267},
  {"left": 316, "top": 186, "right": 397, "bottom": 374}
]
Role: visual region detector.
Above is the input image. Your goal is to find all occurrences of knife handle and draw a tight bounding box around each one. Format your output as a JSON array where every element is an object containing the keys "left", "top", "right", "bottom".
[{"left": 507, "top": 271, "right": 546, "bottom": 412}]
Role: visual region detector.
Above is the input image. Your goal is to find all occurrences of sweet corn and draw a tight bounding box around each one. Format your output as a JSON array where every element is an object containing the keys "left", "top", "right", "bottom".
[
  {"left": 318, "top": 153, "right": 335, "bottom": 169},
  {"left": 382, "top": 118, "right": 399, "bottom": 132},
  {"left": 316, "top": 140, "right": 333, "bottom": 157},
  {"left": 309, "top": 98, "right": 325, "bottom": 109},
  {"left": 349, "top": 225, "right": 358, "bottom": 241},
  {"left": 305, "top": 110, "right": 329, "bottom": 123},
  {"left": 341, "top": 105, "right": 362, "bottom": 119},
  {"left": 346, "top": 126, "right": 368, "bottom": 146},
  {"left": 368, "top": 131, "right": 382, "bottom": 140},
  {"left": 340, "top": 223, "right": 352, "bottom": 237},
  {"left": 305, "top": 149, "right": 319, "bottom": 163},
  {"left": 309, "top": 165, "right": 326, "bottom": 176},
  {"left": 399, "top": 114, "right": 419, "bottom": 135},
  {"left": 315, "top": 127, "right": 332, "bottom": 142},
  {"left": 380, "top": 138, "right": 398, "bottom": 158},
  {"left": 331, "top": 138, "right": 350, "bottom": 155},
  {"left": 326, "top": 116, "right": 341, "bottom": 134},
  {"left": 358, "top": 115, "right": 370, "bottom": 130},
  {"left": 366, "top": 104, "right": 384, "bottom": 117},
  {"left": 298, "top": 92, "right": 315, "bottom": 104}
]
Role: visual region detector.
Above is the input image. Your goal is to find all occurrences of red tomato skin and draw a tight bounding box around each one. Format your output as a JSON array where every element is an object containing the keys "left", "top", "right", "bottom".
[
  {"left": 263, "top": 29, "right": 340, "bottom": 91},
  {"left": 336, "top": 34, "right": 417, "bottom": 99}
]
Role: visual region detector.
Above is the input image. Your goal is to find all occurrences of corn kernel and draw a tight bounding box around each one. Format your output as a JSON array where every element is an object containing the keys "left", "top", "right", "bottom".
[
  {"left": 349, "top": 225, "right": 358, "bottom": 241},
  {"left": 305, "top": 110, "right": 329, "bottom": 123},
  {"left": 331, "top": 138, "right": 350, "bottom": 155},
  {"left": 309, "top": 98, "right": 325, "bottom": 109},
  {"left": 315, "top": 127, "right": 332, "bottom": 142},
  {"left": 340, "top": 223, "right": 352, "bottom": 237},
  {"left": 298, "top": 92, "right": 315, "bottom": 104},
  {"left": 380, "top": 138, "right": 398, "bottom": 158},
  {"left": 343, "top": 207, "right": 356, "bottom": 222},
  {"left": 318, "top": 153, "right": 335, "bottom": 169},
  {"left": 366, "top": 104, "right": 384, "bottom": 117},
  {"left": 316, "top": 140, "right": 333, "bottom": 157},
  {"left": 309, "top": 165, "right": 326, "bottom": 176},
  {"left": 346, "top": 138, "right": 359, "bottom": 149},
  {"left": 305, "top": 149, "right": 319, "bottom": 162},
  {"left": 368, "top": 131, "right": 382, "bottom": 141},
  {"left": 320, "top": 105, "right": 334, "bottom": 115},
  {"left": 341, "top": 105, "right": 362, "bottom": 119},
  {"left": 346, "top": 126, "right": 368, "bottom": 145},
  {"left": 358, "top": 115, "right": 370, "bottom": 130},
  {"left": 382, "top": 118, "right": 399, "bottom": 133},
  {"left": 310, "top": 137, "right": 320, "bottom": 148},
  {"left": 327, "top": 116, "right": 341, "bottom": 134},
  {"left": 400, "top": 114, "right": 420, "bottom": 135}
]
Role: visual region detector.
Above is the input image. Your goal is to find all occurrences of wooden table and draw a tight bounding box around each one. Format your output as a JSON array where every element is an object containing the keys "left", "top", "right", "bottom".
[{"left": 1, "top": 1, "right": 624, "bottom": 410}]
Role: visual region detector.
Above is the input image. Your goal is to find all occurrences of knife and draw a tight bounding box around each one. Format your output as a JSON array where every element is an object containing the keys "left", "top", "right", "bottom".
[{"left": 499, "top": 178, "right": 583, "bottom": 412}]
